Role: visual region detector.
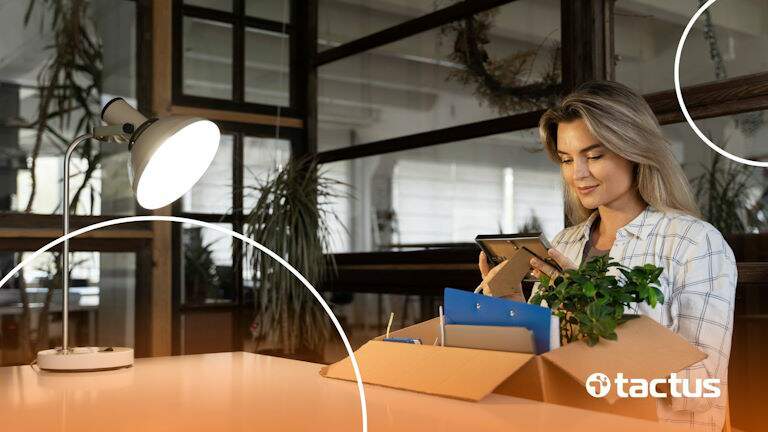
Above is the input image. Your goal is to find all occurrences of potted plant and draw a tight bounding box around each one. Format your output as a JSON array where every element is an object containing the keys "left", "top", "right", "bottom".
[
  {"left": 183, "top": 227, "right": 222, "bottom": 304},
  {"left": 244, "top": 156, "right": 348, "bottom": 362},
  {"left": 531, "top": 255, "right": 664, "bottom": 346}
]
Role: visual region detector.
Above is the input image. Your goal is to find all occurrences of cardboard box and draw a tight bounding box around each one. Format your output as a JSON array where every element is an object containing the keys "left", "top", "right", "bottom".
[{"left": 320, "top": 315, "right": 706, "bottom": 421}]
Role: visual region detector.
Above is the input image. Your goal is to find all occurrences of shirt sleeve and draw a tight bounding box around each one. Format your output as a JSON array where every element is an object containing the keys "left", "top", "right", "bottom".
[{"left": 667, "top": 226, "right": 736, "bottom": 413}]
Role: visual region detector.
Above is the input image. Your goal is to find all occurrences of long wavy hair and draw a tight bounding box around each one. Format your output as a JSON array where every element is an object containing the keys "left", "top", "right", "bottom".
[{"left": 539, "top": 81, "right": 700, "bottom": 224}]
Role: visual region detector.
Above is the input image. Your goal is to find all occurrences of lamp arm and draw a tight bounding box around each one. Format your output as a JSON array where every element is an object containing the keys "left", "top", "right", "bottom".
[{"left": 61, "top": 133, "right": 93, "bottom": 353}]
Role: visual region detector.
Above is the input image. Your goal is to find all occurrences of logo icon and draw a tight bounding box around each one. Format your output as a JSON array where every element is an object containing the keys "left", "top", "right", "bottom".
[{"left": 586, "top": 372, "right": 611, "bottom": 398}]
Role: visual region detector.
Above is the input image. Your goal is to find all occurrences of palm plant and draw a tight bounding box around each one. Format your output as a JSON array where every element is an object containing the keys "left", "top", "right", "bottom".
[
  {"left": 690, "top": 141, "right": 767, "bottom": 234},
  {"left": 244, "top": 156, "right": 349, "bottom": 359},
  {"left": 12, "top": 0, "right": 103, "bottom": 362}
]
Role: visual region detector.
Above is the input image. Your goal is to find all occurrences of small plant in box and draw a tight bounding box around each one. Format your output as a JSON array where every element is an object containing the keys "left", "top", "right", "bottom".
[{"left": 530, "top": 255, "right": 664, "bottom": 346}]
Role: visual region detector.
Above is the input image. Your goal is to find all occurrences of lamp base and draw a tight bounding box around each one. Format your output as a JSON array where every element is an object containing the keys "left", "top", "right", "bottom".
[{"left": 37, "top": 347, "right": 134, "bottom": 372}]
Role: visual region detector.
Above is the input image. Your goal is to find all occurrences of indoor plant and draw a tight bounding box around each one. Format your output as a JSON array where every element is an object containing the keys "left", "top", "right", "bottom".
[
  {"left": 531, "top": 254, "right": 664, "bottom": 346},
  {"left": 244, "top": 156, "right": 348, "bottom": 361}
]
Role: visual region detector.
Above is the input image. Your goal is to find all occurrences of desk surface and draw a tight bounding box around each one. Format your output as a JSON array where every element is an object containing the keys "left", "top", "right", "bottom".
[{"left": 0, "top": 352, "right": 686, "bottom": 432}]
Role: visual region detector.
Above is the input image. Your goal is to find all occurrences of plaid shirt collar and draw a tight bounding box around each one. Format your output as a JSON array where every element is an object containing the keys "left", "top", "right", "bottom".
[{"left": 578, "top": 205, "right": 664, "bottom": 241}]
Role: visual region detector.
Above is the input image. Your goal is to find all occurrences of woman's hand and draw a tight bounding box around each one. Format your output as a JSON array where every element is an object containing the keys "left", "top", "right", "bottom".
[
  {"left": 478, "top": 251, "right": 492, "bottom": 278},
  {"left": 530, "top": 248, "right": 577, "bottom": 280}
]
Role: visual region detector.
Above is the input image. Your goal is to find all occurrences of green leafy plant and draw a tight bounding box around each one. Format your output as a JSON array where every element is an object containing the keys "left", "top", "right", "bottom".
[
  {"left": 244, "top": 156, "right": 349, "bottom": 359},
  {"left": 13, "top": 0, "right": 103, "bottom": 362},
  {"left": 690, "top": 140, "right": 767, "bottom": 234},
  {"left": 183, "top": 228, "right": 222, "bottom": 304},
  {"left": 530, "top": 255, "right": 664, "bottom": 346}
]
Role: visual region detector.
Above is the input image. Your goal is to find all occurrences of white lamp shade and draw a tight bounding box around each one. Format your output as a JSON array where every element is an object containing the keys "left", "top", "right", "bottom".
[{"left": 130, "top": 116, "right": 220, "bottom": 209}]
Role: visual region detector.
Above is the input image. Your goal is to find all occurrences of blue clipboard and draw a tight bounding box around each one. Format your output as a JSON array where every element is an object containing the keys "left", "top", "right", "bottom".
[{"left": 444, "top": 288, "right": 554, "bottom": 354}]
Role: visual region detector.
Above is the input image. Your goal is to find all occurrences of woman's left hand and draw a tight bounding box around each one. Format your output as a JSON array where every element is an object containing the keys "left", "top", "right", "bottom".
[{"left": 530, "top": 248, "right": 577, "bottom": 280}]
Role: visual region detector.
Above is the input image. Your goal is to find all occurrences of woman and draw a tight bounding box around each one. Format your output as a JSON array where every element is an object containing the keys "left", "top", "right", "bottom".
[{"left": 479, "top": 81, "right": 736, "bottom": 432}]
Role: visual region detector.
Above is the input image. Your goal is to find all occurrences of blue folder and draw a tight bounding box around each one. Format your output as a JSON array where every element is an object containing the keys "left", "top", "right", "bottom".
[{"left": 444, "top": 288, "right": 554, "bottom": 354}]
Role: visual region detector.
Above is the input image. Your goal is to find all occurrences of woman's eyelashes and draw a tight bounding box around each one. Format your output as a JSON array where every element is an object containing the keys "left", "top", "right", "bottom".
[{"left": 559, "top": 154, "right": 602, "bottom": 164}]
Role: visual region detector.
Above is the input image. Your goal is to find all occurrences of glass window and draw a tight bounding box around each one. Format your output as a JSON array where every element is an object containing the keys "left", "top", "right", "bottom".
[
  {"left": 320, "top": 129, "right": 565, "bottom": 253},
  {"left": 184, "top": 0, "right": 233, "bottom": 12},
  {"left": 0, "top": 1, "right": 136, "bottom": 216},
  {"left": 662, "top": 112, "right": 768, "bottom": 237},
  {"left": 183, "top": 17, "right": 234, "bottom": 100},
  {"left": 317, "top": 0, "right": 562, "bottom": 147},
  {"left": 318, "top": 0, "right": 432, "bottom": 48},
  {"left": 181, "top": 223, "right": 235, "bottom": 305},
  {"left": 246, "top": 0, "right": 290, "bottom": 23},
  {"left": 614, "top": 0, "right": 768, "bottom": 94},
  {"left": 182, "top": 134, "right": 234, "bottom": 214},
  {"left": 242, "top": 136, "right": 291, "bottom": 210},
  {"left": 0, "top": 251, "right": 136, "bottom": 366},
  {"left": 244, "top": 27, "right": 290, "bottom": 106}
]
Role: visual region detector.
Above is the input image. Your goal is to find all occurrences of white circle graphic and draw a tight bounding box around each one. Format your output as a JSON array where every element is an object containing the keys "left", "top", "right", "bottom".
[
  {"left": 0, "top": 216, "right": 368, "bottom": 432},
  {"left": 585, "top": 372, "right": 612, "bottom": 398},
  {"left": 674, "top": 0, "right": 768, "bottom": 167}
]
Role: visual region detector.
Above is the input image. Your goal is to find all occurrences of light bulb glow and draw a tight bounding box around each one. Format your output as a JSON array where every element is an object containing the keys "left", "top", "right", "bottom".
[{"left": 135, "top": 120, "right": 220, "bottom": 209}]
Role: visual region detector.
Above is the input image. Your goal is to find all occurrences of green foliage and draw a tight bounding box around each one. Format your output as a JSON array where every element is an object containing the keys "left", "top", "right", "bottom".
[
  {"left": 244, "top": 156, "right": 349, "bottom": 356},
  {"left": 690, "top": 143, "right": 767, "bottom": 235},
  {"left": 23, "top": 0, "right": 103, "bottom": 214},
  {"left": 530, "top": 255, "right": 664, "bottom": 346},
  {"left": 183, "top": 228, "right": 222, "bottom": 304}
]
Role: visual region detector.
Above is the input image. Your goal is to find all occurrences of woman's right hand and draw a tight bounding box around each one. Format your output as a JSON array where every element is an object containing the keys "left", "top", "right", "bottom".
[{"left": 478, "top": 251, "right": 492, "bottom": 278}]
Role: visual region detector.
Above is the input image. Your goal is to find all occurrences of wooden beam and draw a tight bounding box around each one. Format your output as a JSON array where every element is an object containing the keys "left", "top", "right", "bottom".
[
  {"left": 561, "top": 0, "right": 610, "bottom": 92},
  {"left": 151, "top": 0, "right": 173, "bottom": 358},
  {"left": 646, "top": 72, "right": 768, "bottom": 124},
  {"left": 315, "top": 0, "right": 517, "bottom": 66},
  {"left": 316, "top": 109, "right": 544, "bottom": 163},
  {"left": 168, "top": 105, "right": 303, "bottom": 129},
  {"left": 293, "top": 0, "right": 318, "bottom": 156},
  {"left": 0, "top": 213, "right": 152, "bottom": 230},
  {"left": 0, "top": 229, "right": 152, "bottom": 239}
]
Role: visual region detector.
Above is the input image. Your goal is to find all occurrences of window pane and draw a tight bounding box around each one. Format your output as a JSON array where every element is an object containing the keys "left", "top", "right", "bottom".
[
  {"left": 183, "top": 17, "right": 234, "bottom": 100},
  {"left": 244, "top": 27, "right": 290, "bottom": 106},
  {"left": 184, "top": 0, "right": 233, "bottom": 12},
  {"left": 320, "top": 129, "right": 564, "bottom": 253},
  {"left": 181, "top": 223, "right": 235, "bottom": 305},
  {"left": 0, "top": 2, "right": 136, "bottom": 215},
  {"left": 614, "top": 0, "right": 768, "bottom": 94},
  {"left": 318, "top": 0, "right": 429, "bottom": 48},
  {"left": 318, "top": 0, "right": 561, "bottom": 148},
  {"left": 182, "top": 134, "right": 234, "bottom": 214},
  {"left": 242, "top": 136, "right": 291, "bottom": 211},
  {"left": 246, "top": 0, "right": 290, "bottom": 23},
  {"left": 0, "top": 251, "right": 136, "bottom": 366},
  {"left": 662, "top": 112, "right": 768, "bottom": 238}
]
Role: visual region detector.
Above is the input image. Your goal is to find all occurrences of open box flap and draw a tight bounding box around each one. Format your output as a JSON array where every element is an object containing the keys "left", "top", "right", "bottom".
[
  {"left": 320, "top": 340, "right": 534, "bottom": 401},
  {"left": 541, "top": 315, "right": 707, "bottom": 404}
]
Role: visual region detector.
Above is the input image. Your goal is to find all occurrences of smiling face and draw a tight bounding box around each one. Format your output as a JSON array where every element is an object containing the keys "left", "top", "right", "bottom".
[{"left": 556, "top": 119, "right": 638, "bottom": 211}]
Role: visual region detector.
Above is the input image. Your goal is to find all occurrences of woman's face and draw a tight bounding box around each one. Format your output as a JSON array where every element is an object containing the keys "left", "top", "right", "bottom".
[{"left": 556, "top": 119, "right": 636, "bottom": 210}]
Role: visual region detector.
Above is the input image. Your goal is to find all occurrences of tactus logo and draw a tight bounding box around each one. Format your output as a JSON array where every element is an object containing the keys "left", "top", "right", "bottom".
[{"left": 586, "top": 372, "right": 611, "bottom": 398}]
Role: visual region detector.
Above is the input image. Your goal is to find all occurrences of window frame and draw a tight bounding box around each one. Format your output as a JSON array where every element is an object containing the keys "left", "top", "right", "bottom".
[{"left": 172, "top": 0, "right": 299, "bottom": 117}]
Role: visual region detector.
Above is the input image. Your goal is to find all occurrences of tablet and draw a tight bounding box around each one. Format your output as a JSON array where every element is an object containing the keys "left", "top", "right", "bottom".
[{"left": 475, "top": 233, "right": 563, "bottom": 273}]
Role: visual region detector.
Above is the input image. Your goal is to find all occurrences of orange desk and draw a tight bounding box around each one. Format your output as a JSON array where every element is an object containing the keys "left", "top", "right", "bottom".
[{"left": 0, "top": 352, "right": 685, "bottom": 431}]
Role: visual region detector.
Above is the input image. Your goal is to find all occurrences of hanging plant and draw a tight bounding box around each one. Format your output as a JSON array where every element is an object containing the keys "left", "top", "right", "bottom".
[
  {"left": 440, "top": 7, "right": 561, "bottom": 114},
  {"left": 13, "top": 0, "right": 103, "bottom": 362},
  {"left": 23, "top": 0, "right": 103, "bottom": 214}
]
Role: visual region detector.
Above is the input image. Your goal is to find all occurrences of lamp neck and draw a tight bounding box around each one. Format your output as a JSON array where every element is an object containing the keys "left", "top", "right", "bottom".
[{"left": 61, "top": 133, "right": 94, "bottom": 352}]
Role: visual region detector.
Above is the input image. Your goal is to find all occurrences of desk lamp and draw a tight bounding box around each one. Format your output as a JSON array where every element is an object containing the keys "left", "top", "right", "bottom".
[{"left": 36, "top": 98, "right": 220, "bottom": 371}]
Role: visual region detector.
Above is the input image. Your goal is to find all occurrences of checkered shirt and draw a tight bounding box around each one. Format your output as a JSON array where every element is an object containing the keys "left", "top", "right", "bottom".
[{"left": 533, "top": 205, "right": 736, "bottom": 432}]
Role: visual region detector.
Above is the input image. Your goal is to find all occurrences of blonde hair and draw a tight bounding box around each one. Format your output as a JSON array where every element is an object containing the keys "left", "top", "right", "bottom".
[{"left": 538, "top": 81, "right": 700, "bottom": 223}]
